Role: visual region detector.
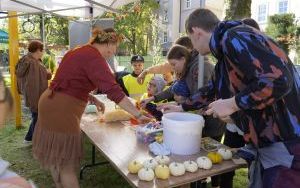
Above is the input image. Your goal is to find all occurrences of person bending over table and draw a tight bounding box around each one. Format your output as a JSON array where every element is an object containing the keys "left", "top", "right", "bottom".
[
  {"left": 32, "top": 28, "right": 150, "bottom": 188},
  {"left": 159, "top": 8, "right": 300, "bottom": 188}
]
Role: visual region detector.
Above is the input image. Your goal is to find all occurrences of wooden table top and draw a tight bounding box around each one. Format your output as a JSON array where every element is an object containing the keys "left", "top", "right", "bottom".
[{"left": 80, "top": 114, "right": 246, "bottom": 188}]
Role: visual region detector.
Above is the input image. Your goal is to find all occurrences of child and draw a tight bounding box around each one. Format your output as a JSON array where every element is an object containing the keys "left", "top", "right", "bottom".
[
  {"left": 141, "top": 76, "right": 166, "bottom": 121},
  {"left": 171, "top": 80, "right": 190, "bottom": 104},
  {"left": 120, "top": 55, "right": 153, "bottom": 100},
  {"left": 141, "top": 75, "right": 167, "bottom": 100}
]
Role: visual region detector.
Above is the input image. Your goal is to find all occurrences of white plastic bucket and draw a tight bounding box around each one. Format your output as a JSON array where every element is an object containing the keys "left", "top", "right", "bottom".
[{"left": 162, "top": 112, "right": 204, "bottom": 155}]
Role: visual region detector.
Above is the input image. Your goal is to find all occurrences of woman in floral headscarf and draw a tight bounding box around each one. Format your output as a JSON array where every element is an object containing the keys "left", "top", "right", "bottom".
[{"left": 32, "top": 28, "right": 150, "bottom": 188}]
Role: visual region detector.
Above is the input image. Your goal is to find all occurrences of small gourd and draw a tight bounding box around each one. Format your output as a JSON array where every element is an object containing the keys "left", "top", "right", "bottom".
[
  {"left": 197, "top": 156, "right": 212, "bottom": 170},
  {"left": 155, "top": 164, "right": 170, "bottom": 180},
  {"left": 143, "top": 158, "right": 158, "bottom": 169},
  {"left": 155, "top": 155, "right": 170, "bottom": 165},
  {"left": 183, "top": 160, "right": 198, "bottom": 173},
  {"left": 217, "top": 148, "right": 233, "bottom": 160},
  {"left": 138, "top": 167, "right": 155, "bottom": 181},
  {"left": 127, "top": 160, "right": 143, "bottom": 174},
  {"left": 169, "top": 162, "right": 185, "bottom": 176},
  {"left": 207, "top": 152, "right": 223, "bottom": 164}
]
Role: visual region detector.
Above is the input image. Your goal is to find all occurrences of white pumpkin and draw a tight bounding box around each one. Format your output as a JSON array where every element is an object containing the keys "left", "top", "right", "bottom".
[
  {"left": 138, "top": 168, "right": 155, "bottom": 181},
  {"left": 217, "top": 148, "right": 233, "bottom": 160},
  {"left": 155, "top": 155, "right": 170, "bottom": 165},
  {"left": 183, "top": 160, "right": 198, "bottom": 173},
  {"left": 143, "top": 158, "right": 158, "bottom": 169},
  {"left": 197, "top": 156, "right": 212, "bottom": 170},
  {"left": 169, "top": 162, "right": 186, "bottom": 176}
]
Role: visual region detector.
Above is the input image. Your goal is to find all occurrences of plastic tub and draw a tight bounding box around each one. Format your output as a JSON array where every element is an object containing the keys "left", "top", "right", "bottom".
[{"left": 162, "top": 112, "right": 204, "bottom": 155}]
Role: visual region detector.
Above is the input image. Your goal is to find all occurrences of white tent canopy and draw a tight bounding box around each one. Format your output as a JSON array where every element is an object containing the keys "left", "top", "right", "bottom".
[{"left": 0, "top": 0, "right": 138, "bottom": 18}]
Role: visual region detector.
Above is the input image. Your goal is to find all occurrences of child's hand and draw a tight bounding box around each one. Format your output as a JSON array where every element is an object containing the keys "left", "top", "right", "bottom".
[
  {"left": 140, "top": 97, "right": 154, "bottom": 109},
  {"left": 157, "top": 103, "right": 183, "bottom": 113}
]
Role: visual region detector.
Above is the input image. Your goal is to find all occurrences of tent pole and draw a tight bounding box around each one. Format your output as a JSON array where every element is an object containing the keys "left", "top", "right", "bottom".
[{"left": 8, "top": 11, "right": 22, "bottom": 128}]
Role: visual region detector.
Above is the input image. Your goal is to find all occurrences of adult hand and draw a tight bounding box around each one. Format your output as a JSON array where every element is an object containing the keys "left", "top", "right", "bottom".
[
  {"left": 89, "top": 94, "right": 105, "bottom": 113},
  {"left": 137, "top": 70, "right": 148, "bottom": 85},
  {"left": 94, "top": 100, "right": 105, "bottom": 113},
  {"left": 140, "top": 97, "right": 154, "bottom": 108},
  {"left": 46, "top": 69, "right": 52, "bottom": 80},
  {"left": 205, "top": 97, "right": 239, "bottom": 119},
  {"left": 157, "top": 103, "right": 183, "bottom": 113}
]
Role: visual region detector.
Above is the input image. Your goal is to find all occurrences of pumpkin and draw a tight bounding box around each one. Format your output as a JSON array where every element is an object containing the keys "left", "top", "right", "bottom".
[
  {"left": 217, "top": 148, "right": 233, "bottom": 160},
  {"left": 155, "top": 164, "right": 170, "bottom": 180},
  {"left": 104, "top": 109, "right": 132, "bottom": 122},
  {"left": 207, "top": 152, "right": 223, "bottom": 164},
  {"left": 197, "top": 156, "right": 212, "bottom": 170},
  {"left": 138, "top": 167, "right": 155, "bottom": 181},
  {"left": 169, "top": 162, "right": 185, "bottom": 176},
  {"left": 183, "top": 160, "right": 198, "bottom": 173},
  {"left": 143, "top": 158, "right": 158, "bottom": 169},
  {"left": 128, "top": 160, "right": 143, "bottom": 174},
  {"left": 155, "top": 155, "right": 170, "bottom": 165}
]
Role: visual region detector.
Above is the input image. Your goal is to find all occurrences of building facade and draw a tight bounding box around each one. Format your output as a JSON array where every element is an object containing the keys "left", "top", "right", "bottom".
[
  {"left": 159, "top": 0, "right": 225, "bottom": 54},
  {"left": 251, "top": 0, "right": 300, "bottom": 31}
]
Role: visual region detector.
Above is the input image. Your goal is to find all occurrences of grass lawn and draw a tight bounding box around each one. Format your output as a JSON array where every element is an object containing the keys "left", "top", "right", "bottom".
[{"left": 0, "top": 115, "right": 248, "bottom": 188}]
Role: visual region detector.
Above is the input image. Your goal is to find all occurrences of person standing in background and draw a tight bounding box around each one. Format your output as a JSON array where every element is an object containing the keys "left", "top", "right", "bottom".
[
  {"left": 120, "top": 55, "right": 153, "bottom": 100},
  {"left": 15, "top": 40, "right": 52, "bottom": 144}
]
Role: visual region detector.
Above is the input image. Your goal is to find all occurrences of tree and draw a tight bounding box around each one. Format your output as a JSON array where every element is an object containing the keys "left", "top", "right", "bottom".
[
  {"left": 19, "top": 14, "right": 69, "bottom": 46},
  {"left": 103, "top": 0, "right": 159, "bottom": 55},
  {"left": 225, "top": 0, "right": 252, "bottom": 20},
  {"left": 149, "top": 13, "right": 162, "bottom": 65},
  {"left": 265, "top": 14, "right": 300, "bottom": 54}
]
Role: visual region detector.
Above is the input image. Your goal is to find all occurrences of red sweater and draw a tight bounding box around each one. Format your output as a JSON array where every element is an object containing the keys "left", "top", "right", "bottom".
[{"left": 50, "top": 45, "right": 125, "bottom": 103}]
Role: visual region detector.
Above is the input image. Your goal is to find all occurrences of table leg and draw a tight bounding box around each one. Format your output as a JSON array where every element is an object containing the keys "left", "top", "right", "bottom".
[{"left": 80, "top": 144, "right": 109, "bottom": 180}]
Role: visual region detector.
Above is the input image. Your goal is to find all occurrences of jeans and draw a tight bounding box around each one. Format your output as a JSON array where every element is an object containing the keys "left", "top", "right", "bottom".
[{"left": 24, "top": 111, "right": 38, "bottom": 141}]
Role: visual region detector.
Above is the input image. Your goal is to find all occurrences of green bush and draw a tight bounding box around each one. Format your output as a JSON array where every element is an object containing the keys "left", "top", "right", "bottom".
[{"left": 42, "top": 54, "right": 56, "bottom": 72}]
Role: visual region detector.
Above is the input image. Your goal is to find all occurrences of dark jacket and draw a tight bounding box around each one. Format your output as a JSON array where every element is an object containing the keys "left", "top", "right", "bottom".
[
  {"left": 155, "top": 50, "right": 225, "bottom": 137},
  {"left": 182, "top": 21, "right": 300, "bottom": 147},
  {"left": 15, "top": 53, "right": 50, "bottom": 112}
]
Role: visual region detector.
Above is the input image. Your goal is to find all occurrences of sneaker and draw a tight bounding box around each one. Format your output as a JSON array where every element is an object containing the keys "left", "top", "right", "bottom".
[{"left": 23, "top": 140, "right": 32, "bottom": 145}]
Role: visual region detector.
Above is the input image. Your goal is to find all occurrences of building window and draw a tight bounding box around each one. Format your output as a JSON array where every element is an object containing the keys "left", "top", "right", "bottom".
[
  {"left": 258, "top": 4, "right": 267, "bottom": 22},
  {"left": 186, "top": 0, "right": 191, "bottom": 8},
  {"left": 163, "top": 10, "right": 168, "bottom": 22},
  {"left": 278, "top": 0, "right": 288, "bottom": 14},
  {"left": 163, "top": 32, "right": 168, "bottom": 43}
]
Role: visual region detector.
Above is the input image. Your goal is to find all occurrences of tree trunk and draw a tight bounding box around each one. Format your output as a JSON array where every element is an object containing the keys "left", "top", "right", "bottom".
[
  {"left": 39, "top": 15, "right": 44, "bottom": 41},
  {"left": 132, "top": 28, "right": 136, "bottom": 54},
  {"left": 225, "top": 0, "right": 252, "bottom": 20}
]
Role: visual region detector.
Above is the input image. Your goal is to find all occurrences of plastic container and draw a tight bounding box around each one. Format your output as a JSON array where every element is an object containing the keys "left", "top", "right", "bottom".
[{"left": 162, "top": 112, "right": 204, "bottom": 155}]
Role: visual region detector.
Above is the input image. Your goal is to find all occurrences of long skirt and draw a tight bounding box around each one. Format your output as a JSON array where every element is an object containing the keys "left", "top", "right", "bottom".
[{"left": 32, "top": 89, "right": 87, "bottom": 170}]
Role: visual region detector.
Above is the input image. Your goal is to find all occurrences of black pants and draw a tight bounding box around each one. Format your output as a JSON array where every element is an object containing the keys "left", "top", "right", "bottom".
[
  {"left": 24, "top": 111, "right": 38, "bottom": 141},
  {"left": 219, "top": 130, "right": 245, "bottom": 188},
  {"left": 190, "top": 131, "right": 245, "bottom": 188}
]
